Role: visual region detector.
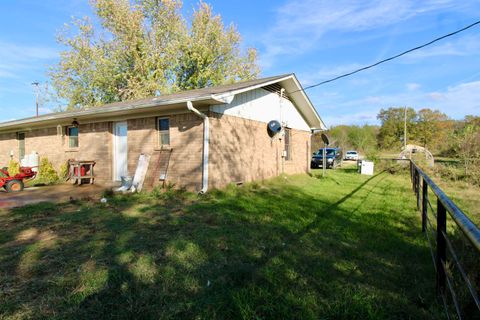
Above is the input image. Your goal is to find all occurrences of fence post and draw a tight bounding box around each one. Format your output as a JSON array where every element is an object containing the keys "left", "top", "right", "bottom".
[
  {"left": 410, "top": 162, "right": 414, "bottom": 190},
  {"left": 413, "top": 167, "right": 416, "bottom": 191},
  {"left": 413, "top": 165, "right": 416, "bottom": 192},
  {"left": 422, "top": 178, "right": 428, "bottom": 232},
  {"left": 412, "top": 166, "right": 416, "bottom": 192},
  {"left": 436, "top": 198, "right": 447, "bottom": 293},
  {"left": 416, "top": 171, "right": 421, "bottom": 210}
]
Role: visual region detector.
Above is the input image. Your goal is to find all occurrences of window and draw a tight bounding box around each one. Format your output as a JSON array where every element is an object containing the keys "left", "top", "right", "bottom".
[
  {"left": 18, "top": 132, "right": 25, "bottom": 160},
  {"left": 158, "top": 118, "right": 170, "bottom": 146},
  {"left": 284, "top": 128, "right": 291, "bottom": 160},
  {"left": 314, "top": 148, "right": 335, "bottom": 156},
  {"left": 68, "top": 126, "right": 79, "bottom": 148}
]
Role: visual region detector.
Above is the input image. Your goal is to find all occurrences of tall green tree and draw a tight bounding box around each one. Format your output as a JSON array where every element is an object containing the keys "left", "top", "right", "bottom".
[
  {"left": 347, "top": 125, "right": 377, "bottom": 152},
  {"left": 453, "top": 116, "right": 480, "bottom": 179},
  {"left": 175, "top": 2, "right": 258, "bottom": 90},
  {"left": 377, "top": 107, "right": 417, "bottom": 149},
  {"left": 50, "top": 0, "right": 259, "bottom": 110},
  {"left": 327, "top": 125, "right": 349, "bottom": 150},
  {"left": 325, "top": 124, "right": 378, "bottom": 153},
  {"left": 416, "top": 108, "right": 449, "bottom": 149}
]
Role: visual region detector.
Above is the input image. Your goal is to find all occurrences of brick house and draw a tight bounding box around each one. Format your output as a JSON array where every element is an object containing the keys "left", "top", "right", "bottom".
[{"left": 0, "top": 74, "right": 325, "bottom": 192}]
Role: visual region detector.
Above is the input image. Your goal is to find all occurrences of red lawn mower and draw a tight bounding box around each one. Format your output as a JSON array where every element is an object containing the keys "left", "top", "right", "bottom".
[{"left": 0, "top": 167, "right": 37, "bottom": 192}]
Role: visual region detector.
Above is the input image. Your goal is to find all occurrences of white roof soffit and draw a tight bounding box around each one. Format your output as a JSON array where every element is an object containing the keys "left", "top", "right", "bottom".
[
  {"left": 210, "top": 92, "right": 236, "bottom": 104},
  {"left": 208, "top": 76, "right": 294, "bottom": 104},
  {"left": 280, "top": 75, "right": 326, "bottom": 130},
  {"left": 210, "top": 74, "right": 326, "bottom": 130}
]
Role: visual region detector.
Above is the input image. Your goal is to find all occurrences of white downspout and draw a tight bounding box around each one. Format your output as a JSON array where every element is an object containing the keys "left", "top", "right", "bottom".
[
  {"left": 280, "top": 88, "right": 285, "bottom": 174},
  {"left": 187, "top": 101, "right": 209, "bottom": 193}
]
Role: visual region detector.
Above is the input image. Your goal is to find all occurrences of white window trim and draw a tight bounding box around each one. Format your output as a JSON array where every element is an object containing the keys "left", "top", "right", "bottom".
[
  {"left": 157, "top": 117, "right": 170, "bottom": 147},
  {"left": 67, "top": 126, "right": 79, "bottom": 149}
]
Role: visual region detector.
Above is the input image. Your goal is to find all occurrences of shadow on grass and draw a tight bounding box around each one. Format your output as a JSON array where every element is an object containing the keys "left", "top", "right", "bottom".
[
  {"left": 0, "top": 170, "right": 445, "bottom": 319},
  {"left": 338, "top": 165, "right": 359, "bottom": 174}
]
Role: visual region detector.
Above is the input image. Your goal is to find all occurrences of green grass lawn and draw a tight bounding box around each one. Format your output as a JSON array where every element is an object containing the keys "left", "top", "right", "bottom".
[{"left": 0, "top": 167, "right": 445, "bottom": 319}]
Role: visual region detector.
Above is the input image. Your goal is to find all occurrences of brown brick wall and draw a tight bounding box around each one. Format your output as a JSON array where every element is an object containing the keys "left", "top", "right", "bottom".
[
  {"left": 128, "top": 114, "right": 203, "bottom": 191},
  {"left": 0, "top": 132, "right": 18, "bottom": 165},
  {"left": 75, "top": 122, "right": 113, "bottom": 182},
  {"left": 0, "top": 114, "right": 204, "bottom": 189},
  {"left": 0, "top": 122, "right": 113, "bottom": 182},
  {"left": 208, "top": 112, "right": 311, "bottom": 189},
  {"left": 0, "top": 111, "right": 311, "bottom": 191}
]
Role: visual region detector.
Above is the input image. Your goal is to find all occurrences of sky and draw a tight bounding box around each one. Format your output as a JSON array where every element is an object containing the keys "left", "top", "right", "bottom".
[{"left": 0, "top": 0, "right": 480, "bottom": 126}]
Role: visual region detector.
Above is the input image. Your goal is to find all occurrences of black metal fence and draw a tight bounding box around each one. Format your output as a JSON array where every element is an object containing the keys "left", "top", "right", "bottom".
[{"left": 409, "top": 160, "right": 480, "bottom": 319}]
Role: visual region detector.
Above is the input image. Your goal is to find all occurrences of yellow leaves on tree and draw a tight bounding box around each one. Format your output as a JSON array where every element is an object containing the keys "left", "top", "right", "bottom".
[{"left": 50, "top": 0, "right": 259, "bottom": 110}]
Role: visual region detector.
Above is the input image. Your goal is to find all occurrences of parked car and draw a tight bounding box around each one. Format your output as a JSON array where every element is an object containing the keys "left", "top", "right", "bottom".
[
  {"left": 344, "top": 150, "right": 359, "bottom": 161},
  {"left": 311, "top": 148, "right": 342, "bottom": 169}
]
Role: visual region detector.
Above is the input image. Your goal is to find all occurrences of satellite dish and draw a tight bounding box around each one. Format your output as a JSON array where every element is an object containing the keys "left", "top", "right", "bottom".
[
  {"left": 321, "top": 133, "right": 330, "bottom": 146},
  {"left": 267, "top": 120, "right": 282, "bottom": 137}
]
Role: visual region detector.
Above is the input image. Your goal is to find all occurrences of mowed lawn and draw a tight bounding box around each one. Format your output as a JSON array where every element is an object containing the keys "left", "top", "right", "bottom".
[{"left": 0, "top": 166, "right": 445, "bottom": 319}]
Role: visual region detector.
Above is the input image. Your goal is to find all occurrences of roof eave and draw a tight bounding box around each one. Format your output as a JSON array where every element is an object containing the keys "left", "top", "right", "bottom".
[
  {"left": 0, "top": 73, "right": 327, "bottom": 132},
  {"left": 0, "top": 95, "right": 224, "bottom": 132},
  {"left": 278, "top": 74, "right": 327, "bottom": 130}
]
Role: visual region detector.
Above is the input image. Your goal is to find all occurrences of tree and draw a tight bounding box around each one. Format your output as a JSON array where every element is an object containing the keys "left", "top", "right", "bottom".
[
  {"left": 175, "top": 2, "right": 258, "bottom": 90},
  {"left": 453, "top": 116, "right": 480, "bottom": 180},
  {"left": 416, "top": 108, "right": 449, "bottom": 150},
  {"left": 327, "top": 125, "right": 349, "bottom": 150},
  {"left": 347, "top": 125, "right": 377, "bottom": 152},
  {"left": 50, "top": 0, "right": 259, "bottom": 110},
  {"left": 325, "top": 124, "right": 378, "bottom": 153},
  {"left": 377, "top": 107, "right": 417, "bottom": 149}
]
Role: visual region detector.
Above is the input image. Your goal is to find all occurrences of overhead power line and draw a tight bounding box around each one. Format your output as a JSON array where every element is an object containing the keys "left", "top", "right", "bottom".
[{"left": 290, "top": 19, "right": 480, "bottom": 94}]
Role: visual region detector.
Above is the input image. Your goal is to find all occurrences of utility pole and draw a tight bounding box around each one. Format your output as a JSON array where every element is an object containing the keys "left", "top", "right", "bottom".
[
  {"left": 32, "top": 82, "right": 40, "bottom": 117},
  {"left": 404, "top": 106, "right": 407, "bottom": 149}
]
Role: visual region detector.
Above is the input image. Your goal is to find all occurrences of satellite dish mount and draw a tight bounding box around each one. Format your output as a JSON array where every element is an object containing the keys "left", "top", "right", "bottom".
[
  {"left": 267, "top": 120, "right": 282, "bottom": 138},
  {"left": 321, "top": 133, "right": 329, "bottom": 146}
]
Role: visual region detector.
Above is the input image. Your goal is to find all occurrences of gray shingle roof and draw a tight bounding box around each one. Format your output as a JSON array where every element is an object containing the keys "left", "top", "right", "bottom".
[
  {"left": 0, "top": 74, "right": 289, "bottom": 126},
  {"left": 0, "top": 74, "right": 326, "bottom": 130}
]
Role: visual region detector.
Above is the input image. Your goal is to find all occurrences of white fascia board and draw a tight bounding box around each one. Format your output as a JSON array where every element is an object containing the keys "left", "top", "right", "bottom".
[{"left": 274, "top": 75, "right": 327, "bottom": 131}]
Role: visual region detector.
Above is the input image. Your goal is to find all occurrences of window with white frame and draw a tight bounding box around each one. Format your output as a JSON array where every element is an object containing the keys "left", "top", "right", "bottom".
[
  {"left": 67, "top": 126, "right": 79, "bottom": 148},
  {"left": 158, "top": 118, "right": 170, "bottom": 146}
]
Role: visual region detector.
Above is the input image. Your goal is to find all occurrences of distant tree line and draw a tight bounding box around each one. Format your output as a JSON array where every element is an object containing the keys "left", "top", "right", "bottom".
[
  {"left": 313, "top": 124, "right": 378, "bottom": 156},
  {"left": 315, "top": 107, "right": 479, "bottom": 157},
  {"left": 312, "top": 108, "right": 480, "bottom": 184},
  {"left": 376, "top": 107, "right": 454, "bottom": 152},
  {"left": 375, "top": 108, "right": 480, "bottom": 162}
]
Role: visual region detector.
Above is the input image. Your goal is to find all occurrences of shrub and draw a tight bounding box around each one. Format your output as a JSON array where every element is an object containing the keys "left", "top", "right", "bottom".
[
  {"left": 36, "top": 157, "right": 59, "bottom": 185},
  {"left": 59, "top": 161, "right": 70, "bottom": 181},
  {"left": 468, "top": 159, "right": 480, "bottom": 186},
  {"left": 7, "top": 159, "right": 20, "bottom": 176},
  {"left": 433, "top": 164, "right": 460, "bottom": 182},
  {"left": 364, "top": 147, "right": 380, "bottom": 163}
]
